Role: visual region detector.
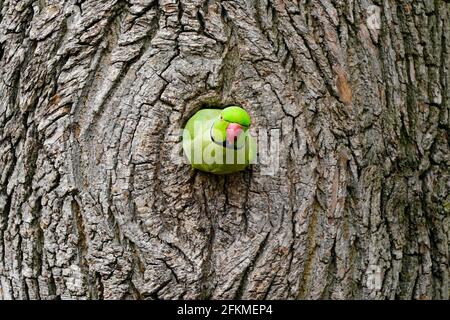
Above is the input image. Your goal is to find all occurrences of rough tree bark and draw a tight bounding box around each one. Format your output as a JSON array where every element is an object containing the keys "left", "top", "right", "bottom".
[{"left": 0, "top": 0, "right": 449, "bottom": 300}]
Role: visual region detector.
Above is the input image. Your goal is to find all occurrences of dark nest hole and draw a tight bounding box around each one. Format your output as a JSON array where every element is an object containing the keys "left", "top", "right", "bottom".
[{"left": 180, "top": 98, "right": 238, "bottom": 128}]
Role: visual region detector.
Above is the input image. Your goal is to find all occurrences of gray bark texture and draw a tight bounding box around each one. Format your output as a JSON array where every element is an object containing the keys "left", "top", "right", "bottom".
[{"left": 0, "top": 0, "right": 449, "bottom": 300}]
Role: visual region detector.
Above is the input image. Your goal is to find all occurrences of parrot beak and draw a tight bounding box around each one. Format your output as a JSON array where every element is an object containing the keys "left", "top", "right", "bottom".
[{"left": 226, "top": 123, "right": 243, "bottom": 145}]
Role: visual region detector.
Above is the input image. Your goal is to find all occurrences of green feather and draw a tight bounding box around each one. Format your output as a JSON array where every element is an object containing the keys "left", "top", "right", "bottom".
[
  {"left": 183, "top": 107, "right": 256, "bottom": 174},
  {"left": 221, "top": 106, "right": 251, "bottom": 126}
]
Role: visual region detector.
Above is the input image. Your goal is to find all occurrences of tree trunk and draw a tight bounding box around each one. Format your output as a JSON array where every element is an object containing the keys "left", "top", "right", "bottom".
[{"left": 0, "top": 0, "right": 449, "bottom": 300}]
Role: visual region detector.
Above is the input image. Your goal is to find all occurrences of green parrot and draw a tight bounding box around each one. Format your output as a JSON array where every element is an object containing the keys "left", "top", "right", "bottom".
[{"left": 182, "top": 106, "right": 256, "bottom": 174}]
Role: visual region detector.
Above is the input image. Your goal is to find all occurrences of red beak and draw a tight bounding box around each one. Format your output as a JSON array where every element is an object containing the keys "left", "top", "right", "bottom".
[{"left": 226, "top": 123, "right": 243, "bottom": 144}]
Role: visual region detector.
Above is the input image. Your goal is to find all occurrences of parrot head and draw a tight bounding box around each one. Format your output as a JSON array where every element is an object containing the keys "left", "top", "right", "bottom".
[
  {"left": 211, "top": 106, "right": 251, "bottom": 149},
  {"left": 221, "top": 106, "right": 250, "bottom": 145}
]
